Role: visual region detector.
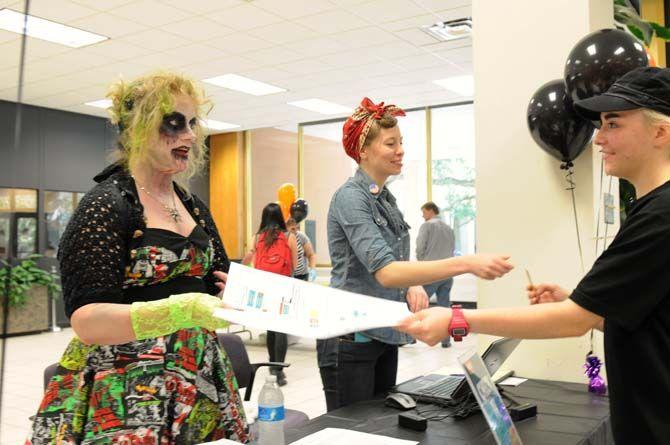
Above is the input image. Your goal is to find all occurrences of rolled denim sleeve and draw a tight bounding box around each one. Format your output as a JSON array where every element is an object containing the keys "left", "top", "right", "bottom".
[{"left": 331, "top": 187, "right": 397, "bottom": 274}]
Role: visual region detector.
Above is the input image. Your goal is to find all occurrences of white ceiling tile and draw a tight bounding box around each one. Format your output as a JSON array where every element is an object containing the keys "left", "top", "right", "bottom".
[
  {"left": 335, "top": 27, "right": 400, "bottom": 48},
  {"left": 293, "top": 9, "right": 370, "bottom": 34},
  {"left": 394, "top": 28, "right": 440, "bottom": 46},
  {"left": 275, "top": 59, "right": 333, "bottom": 75},
  {"left": 247, "top": 22, "right": 318, "bottom": 45},
  {"left": 28, "top": 90, "right": 94, "bottom": 108},
  {"left": 368, "top": 40, "right": 425, "bottom": 59},
  {"left": 282, "top": 37, "right": 347, "bottom": 58},
  {"left": 208, "top": 4, "right": 283, "bottom": 31},
  {"left": 0, "top": 29, "right": 18, "bottom": 44},
  {"left": 379, "top": 12, "right": 440, "bottom": 32},
  {"left": 160, "top": 0, "right": 245, "bottom": 13},
  {"left": 317, "top": 50, "right": 378, "bottom": 68},
  {"left": 415, "top": 0, "right": 471, "bottom": 13},
  {"left": 423, "top": 37, "right": 471, "bottom": 53},
  {"left": 435, "top": 5, "right": 472, "bottom": 20},
  {"left": 239, "top": 67, "right": 295, "bottom": 82},
  {"left": 19, "top": 0, "right": 99, "bottom": 23},
  {"left": 179, "top": 56, "right": 261, "bottom": 79},
  {"left": 395, "top": 53, "right": 449, "bottom": 70},
  {"left": 347, "top": 0, "right": 420, "bottom": 23},
  {"left": 431, "top": 45, "right": 472, "bottom": 64},
  {"left": 251, "top": 0, "right": 336, "bottom": 20},
  {"left": 79, "top": 39, "right": 155, "bottom": 60},
  {"left": 110, "top": 1, "right": 193, "bottom": 27},
  {"left": 207, "top": 33, "right": 274, "bottom": 54},
  {"left": 120, "top": 29, "right": 186, "bottom": 52},
  {"left": 329, "top": 0, "right": 371, "bottom": 5},
  {"left": 164, "top": 16, "right": 235, "bottom": 42},
  {"left": 70, "top": 12, "right": 149, "bottom": 39},
  {"left": 144, "top": 44, "right": 229, "bottom": 68},
  {"left": 0, "top": 36, "right": 73, "bottom": 64},
  {"left": 244, "top": 46, "right": 303, "bottom": 66},
  {"left": 70, "top": 0, "right": 136, "bottom": 12}
]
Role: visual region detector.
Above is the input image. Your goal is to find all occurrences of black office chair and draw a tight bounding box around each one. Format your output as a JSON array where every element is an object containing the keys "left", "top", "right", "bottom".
[{"left": 217, "top": 332, "right": 310, "bottom": 430}]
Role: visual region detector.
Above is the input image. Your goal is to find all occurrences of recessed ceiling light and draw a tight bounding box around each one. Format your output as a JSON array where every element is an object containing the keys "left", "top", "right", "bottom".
[
  {"left": 423, "top": 18, "right": 472, "bottom": 42},
  {"left": 203, "top": 74, "right": 286, "bottom": 96},
  {"left": 84, "top": 99, "right": 112, "bottom": 109},
  {"left": 433, "top": 75, "right": 474, "bottom": 96},
  {"left": 287, "top": 99, "right": 351, "bottom": 115},
  {"left": 0, "top": 8, "right": 108, "bottom": 48},
  {"left": 203, "top": 119, "right": 240, "bottom": 131}
]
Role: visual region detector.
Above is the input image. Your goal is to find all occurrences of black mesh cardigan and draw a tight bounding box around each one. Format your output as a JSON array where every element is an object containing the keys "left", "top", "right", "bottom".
[{"left": 58, "top": 163, "right": 230, "bottom": 318}]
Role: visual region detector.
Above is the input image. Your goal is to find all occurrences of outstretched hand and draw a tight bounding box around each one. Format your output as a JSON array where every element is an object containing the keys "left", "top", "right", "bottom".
[
  {"left": 526, "top": 283, "right": 569, "bottom": 305},
  {"left": 396, "top": 307, "right": 452, "bottom": 346},
  {"left": 466, "top": 254, "right": 514, "bottom": 280},
  {"left": 213, "top": 271, "right": 228, "bottom": 296}
]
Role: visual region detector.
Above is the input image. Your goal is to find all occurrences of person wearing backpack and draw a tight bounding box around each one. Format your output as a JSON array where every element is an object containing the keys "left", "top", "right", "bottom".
[{"left": 243, "top": 202, "right": 298, "bottom": 386}]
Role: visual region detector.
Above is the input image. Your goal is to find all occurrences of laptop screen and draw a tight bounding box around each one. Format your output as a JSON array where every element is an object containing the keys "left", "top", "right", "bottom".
[{"left": 459, "top": 351, "right": 523, "bottom": 445}]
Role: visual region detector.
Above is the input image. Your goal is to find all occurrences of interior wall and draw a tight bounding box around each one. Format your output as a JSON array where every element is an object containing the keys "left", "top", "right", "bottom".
[
  {"left": 473, "top": 0, "right": 614, "bottom": 382},
  {"left": 249, "top": 128, "right": 298, "bottom": 246}
]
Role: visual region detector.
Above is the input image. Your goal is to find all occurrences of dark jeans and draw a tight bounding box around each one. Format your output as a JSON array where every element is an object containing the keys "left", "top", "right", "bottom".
[
  {"left": 319, "top": 365, "right": 338, "bottom": 412},
  {"left": 266, "top": 331, "right": 287, "bottom": 372},
  {"left": 334, "top": 337, "right": 398, "bottom": 409}
]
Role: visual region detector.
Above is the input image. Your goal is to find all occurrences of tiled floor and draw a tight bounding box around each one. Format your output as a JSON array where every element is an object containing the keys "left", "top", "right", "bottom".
[{"left": 0, "top": 328, "right": 477, "bottom": 444}]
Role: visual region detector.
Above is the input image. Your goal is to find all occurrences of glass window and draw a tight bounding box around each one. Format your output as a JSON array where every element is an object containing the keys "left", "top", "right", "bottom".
[
  {"left": 430, "top": 104, "right": 476, "bottom": 256},
  {"left": 45, "top": 191, "right": 84, "bottom": 258},
  {"left": 0, "top": 188, "right": 38, "bottom": 259},
  {"left": 431, "top": 104, "right": 476, "bottom": 303},
  {"left": 387, "top": 109, "right": 428, "bottom": 260},
  {"left": 302, "top": 120, "right": 357, "bottom": 265}
]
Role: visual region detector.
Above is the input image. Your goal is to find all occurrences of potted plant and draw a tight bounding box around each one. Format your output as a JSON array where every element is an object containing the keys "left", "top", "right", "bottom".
[{"left": 0, "top": 254, "right": 61, "bottom": 335}]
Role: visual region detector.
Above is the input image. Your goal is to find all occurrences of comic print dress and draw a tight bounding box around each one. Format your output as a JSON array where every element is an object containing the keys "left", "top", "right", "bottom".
[{"left": 27, "top": 225, "right": 250, "bottom": 445}]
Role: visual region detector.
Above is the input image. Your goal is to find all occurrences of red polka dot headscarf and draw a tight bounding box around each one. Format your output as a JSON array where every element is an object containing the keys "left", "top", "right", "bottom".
[{"left": 342, "top": 97, "right": 405, "bottom": 163}]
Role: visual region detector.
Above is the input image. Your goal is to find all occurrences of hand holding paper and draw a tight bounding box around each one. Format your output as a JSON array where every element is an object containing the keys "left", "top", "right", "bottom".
[{"left": 214, "top": 263, "right": 412, "bottom": 339}]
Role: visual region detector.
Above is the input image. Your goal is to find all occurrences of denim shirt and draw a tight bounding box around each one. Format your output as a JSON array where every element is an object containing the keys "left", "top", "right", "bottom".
[{"left": 328, "top": 168, "right": 414, "bottom": 346}]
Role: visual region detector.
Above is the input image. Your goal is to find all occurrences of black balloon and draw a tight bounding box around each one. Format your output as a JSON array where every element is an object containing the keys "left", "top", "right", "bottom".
[
  {"left": 565, "top": 28, "right": 649, "bottom": 102},
  {"left": 527, "top": 79, "right": 594, "bottom": 163},
  {"left": 290, "top": 199, "right": 308, "bottom": 223}
]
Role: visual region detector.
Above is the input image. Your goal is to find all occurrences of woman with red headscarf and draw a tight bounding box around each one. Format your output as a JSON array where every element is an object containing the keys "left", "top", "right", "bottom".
[{"left": 320, "top": 97, "right": 514, "bottom": 410}]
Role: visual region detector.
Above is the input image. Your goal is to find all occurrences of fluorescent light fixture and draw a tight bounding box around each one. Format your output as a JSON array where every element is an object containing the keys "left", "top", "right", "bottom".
[
  {"left": 203, "top": 74, "right": 286, "bottom": 96},
  {"left": 287, "top": 98, "right": 351, "bottom": 115},
  {"left": 0, "top": 8, "right": 108, "bottom": 48},
  {"left": 423, "top": 18, "right": 472, "bottom": 42},
  {"left": 203, "top": 119, "right": 240, "bottom": 131},
  {"left": 433, "top": 75, "right": 474, "bottom": 96},
  {"left": 84, "top": 99, "right": 112, "bottom": 109}
]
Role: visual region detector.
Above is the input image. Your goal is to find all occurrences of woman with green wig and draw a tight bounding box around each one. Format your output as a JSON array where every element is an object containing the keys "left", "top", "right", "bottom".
[{"left": 28, "top": 71, "right": 249, "bottom": 444}]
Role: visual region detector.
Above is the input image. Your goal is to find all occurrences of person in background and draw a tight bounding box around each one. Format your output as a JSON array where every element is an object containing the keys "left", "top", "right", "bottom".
[
  {"left": 28, "top": 71, "right": 249, "bottom": 443},
  {"left": 416, "top": 201, "right": 456, "bottom": 347},
  {"left": 243, "top": 203, "right": 298, "bottom": 386},
  {"left": 398, "top": 67, "right": 670, "bottom": 445},
  {"left": 321, "top": 97, "right": 513, "bottom": 411},
  {"left": 286, "top": 217, "right": 317, "bottom": 282}
]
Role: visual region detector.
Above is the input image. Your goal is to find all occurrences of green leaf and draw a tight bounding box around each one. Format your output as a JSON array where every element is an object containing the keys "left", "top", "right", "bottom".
[
  {"left": 650, "top": 22, "right": 670, "bottom": 41},
  {"left": 614, "top": 3, "right": 654, "bottom": 45}
]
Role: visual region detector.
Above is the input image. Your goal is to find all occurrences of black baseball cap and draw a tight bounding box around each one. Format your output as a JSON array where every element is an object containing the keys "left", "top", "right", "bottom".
[{"left": 574, "top": 67, "right": 670, "bottom": 123}]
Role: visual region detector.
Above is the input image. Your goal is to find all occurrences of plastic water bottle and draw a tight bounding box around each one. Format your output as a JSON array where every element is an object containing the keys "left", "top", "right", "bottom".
[{"left": 257, "top": 374, "right": 285, "bottom": 445}]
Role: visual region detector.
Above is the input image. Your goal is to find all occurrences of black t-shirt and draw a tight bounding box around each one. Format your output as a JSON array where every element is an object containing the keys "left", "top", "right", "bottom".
[{"left": 571, "top": 181, "right": 670, "bottom": 445}]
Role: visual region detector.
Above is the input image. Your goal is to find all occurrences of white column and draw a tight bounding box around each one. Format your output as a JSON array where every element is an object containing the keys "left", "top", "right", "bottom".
[{"left": 473, "top": 0, "right": 615, "bottom": 381}]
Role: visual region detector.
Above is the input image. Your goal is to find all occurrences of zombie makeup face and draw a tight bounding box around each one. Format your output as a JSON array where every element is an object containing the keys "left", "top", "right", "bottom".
[{"left": 148, "top": 95, "right": 198, "bottom": 174}]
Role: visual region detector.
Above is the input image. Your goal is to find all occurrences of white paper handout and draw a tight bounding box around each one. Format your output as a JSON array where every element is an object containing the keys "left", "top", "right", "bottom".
[
  {"left": 289, "top": 428, "right": 418, "bottom": 445},
  {"left": 214, "top": 263, "right": 412, "bottom": 339}
]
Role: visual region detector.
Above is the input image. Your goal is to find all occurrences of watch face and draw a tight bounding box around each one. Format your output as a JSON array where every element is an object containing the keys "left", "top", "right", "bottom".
[{"left": 452, "top": 328, "right": 467, "bottom": 336}]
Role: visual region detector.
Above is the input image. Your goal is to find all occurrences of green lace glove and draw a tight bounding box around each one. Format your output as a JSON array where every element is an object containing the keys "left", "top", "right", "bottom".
[{"left": 130, "top": 293, "right": 229, "bottom": 340}]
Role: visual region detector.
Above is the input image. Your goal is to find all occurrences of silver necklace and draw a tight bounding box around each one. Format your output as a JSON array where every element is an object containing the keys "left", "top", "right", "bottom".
[{"left": 135, "top": 181, "right": 182, "bottom": 223}]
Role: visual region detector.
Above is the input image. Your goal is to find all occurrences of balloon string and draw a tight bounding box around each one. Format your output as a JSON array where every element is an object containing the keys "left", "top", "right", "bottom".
[{"left": 562, "top": 163, "right": 586, "bottom": 274}]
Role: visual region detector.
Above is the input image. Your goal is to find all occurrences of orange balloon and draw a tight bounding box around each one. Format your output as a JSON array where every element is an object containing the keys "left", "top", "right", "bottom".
[{"left": 277, "top": 183, "right": 296, "bottom": 221}]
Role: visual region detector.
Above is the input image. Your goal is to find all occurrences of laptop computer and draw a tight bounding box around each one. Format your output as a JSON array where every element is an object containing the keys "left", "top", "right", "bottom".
[
  {"left": 459, "top": 350, "right": 523, "bottom": 445},
  {"left": 393, "top": 337, "right": 521, "bottom": 406}
]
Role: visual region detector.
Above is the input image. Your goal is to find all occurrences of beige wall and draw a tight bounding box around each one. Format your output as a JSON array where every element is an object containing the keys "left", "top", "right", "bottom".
[
  {"left": 249, "top": 128, "right": 298, "bottom": 246},
  {"left": 303, "top": 131, "right": 356, "bottom": 265},
  {"left": 473, "top": 0, "right": 616, "bottom": 382}
]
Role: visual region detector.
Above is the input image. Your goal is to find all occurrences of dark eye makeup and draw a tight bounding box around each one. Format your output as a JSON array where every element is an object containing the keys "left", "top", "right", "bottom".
[{"left": 160, "top": 112, "right": 198, "bottom": 137}]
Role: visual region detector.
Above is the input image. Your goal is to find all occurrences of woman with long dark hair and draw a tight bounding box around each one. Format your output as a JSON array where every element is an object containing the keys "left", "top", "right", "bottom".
[{"left": 243, "top": 202, "right": 298, "bottom": 385}]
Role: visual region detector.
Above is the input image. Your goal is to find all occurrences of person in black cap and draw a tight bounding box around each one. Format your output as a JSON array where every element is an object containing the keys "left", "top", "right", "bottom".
[{"left": 397, "top": 66, "right": 670, "bottom": 444}]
